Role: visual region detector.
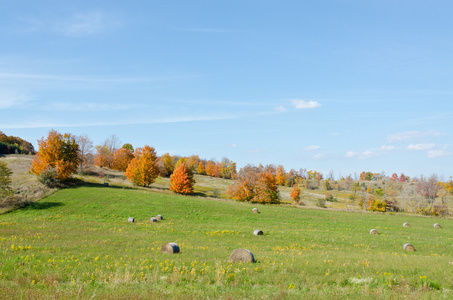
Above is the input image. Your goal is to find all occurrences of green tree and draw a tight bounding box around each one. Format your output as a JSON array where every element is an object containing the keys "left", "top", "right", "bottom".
[{"left": 0, "top": 159, "right": 13, "bottom": 196}]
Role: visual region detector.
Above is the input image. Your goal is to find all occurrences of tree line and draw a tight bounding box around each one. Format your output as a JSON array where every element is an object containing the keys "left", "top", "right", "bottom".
[{"left": 1, "top": 129, "right": 452, "bottom": 212}]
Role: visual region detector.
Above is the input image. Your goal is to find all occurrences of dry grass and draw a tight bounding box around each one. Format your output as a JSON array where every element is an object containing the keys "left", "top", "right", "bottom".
[{"left": 0, "top": 154, "right": 56, "bottom": 213}]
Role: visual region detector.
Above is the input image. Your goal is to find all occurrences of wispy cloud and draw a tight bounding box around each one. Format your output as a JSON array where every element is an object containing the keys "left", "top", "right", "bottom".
[
  {"left": 407, "top": 143, "right": 436, "bottom": 151},
  {"left": 346, "top": 151, "right": 378, "bottom": 160},
  {"left": 380, "top": 145, "right": 395, "bottom": 151},
  {"left": 290, "top": 99, "right": 321, "bottom": 109},
  {"left": 387, "top": 131, "right": 445, "bottom": 142},
  {"left": 313, "top": 153, "right": 327, "bottom": 160},
  {"left": 0, "top": 90, "right": 31, "bottom": 109},
  {"left": 0, "top": 72, "right": 170, "bottom": 83},
  {"left": 427, "top": 149, "right": 451, "bottom": 158},
  {"left": 0, "top": 113, "right": 241, "bottom": 129},
  {"left": 175, "top": 27, "right": 232, "bottom": 33},
  {"left": 47, "top": 101, "right": 138, "bottom": 111},
  {"left": 305, "top": 145, "right": 320, "bottom": 151},
  {"left": 58, "top": 12, "right": 118, "bottom": 37},
  {"left": 275, "top": 105, "right": 287, "bottom": 112},
  {"left": 17, "top": 11, "right": 123, "bottom": 37}
]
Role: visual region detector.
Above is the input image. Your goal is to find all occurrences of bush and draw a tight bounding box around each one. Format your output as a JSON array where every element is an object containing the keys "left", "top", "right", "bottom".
[
  {"left": 316, "top": 198, "right": 326, "bottom": 208},
  {"left": 37, "top": 167, "right": 59, "bottom": 188},
  {"left": 325, "top": 194, "right": 338, "bottom": 202}
]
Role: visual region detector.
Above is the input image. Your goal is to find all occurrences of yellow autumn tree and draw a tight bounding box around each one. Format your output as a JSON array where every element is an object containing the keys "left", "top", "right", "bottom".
[
  {"left": 30, "top": 130, "right": 80, "bottom": 181},
  {"left": 197, "top": 161, "right": 205, "bottom": 175},
  {"left": 275, "top": 165, "right": 287, "bottom": 186},
  {"left": 169, "top": 163, "right": 195, "bottom": 194},
  {"left": 125, "top": 145, "right": 159, "bottom": 186}
]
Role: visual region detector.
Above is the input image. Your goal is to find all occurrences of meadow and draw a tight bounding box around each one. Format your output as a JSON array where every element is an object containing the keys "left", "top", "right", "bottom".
[{"left": 1, "top": 181, "right": 453, "bottom": 299}]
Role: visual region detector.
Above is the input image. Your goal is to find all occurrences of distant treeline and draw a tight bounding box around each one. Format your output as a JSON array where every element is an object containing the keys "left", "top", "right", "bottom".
[{"left": 0, "top": 131, "right": 35, "bottom": 155}]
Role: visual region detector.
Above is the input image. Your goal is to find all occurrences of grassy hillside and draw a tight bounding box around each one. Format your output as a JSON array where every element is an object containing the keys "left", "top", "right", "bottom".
[{"left": 1, "top": 184, "right": 453, "bottom": 299}]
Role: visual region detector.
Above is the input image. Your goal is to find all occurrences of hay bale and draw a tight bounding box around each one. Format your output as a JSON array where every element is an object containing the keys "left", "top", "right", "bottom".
[
  {"left": 127, "top": 217, "right": 135, "bottom": 223},
  {"left": 252, "top": 208, "right": 259, "bottom": 214},
  {"left": 228, "top": 248, "right": 256, "bottom": 263},
  {"left": 403, "top": 223, "right": 410, "bottom": 227},
  {"left": 253, "top": 229, "right": 263, "bottom": 236},
  {"left": 403, "top": 243, "right": 415, "bottom": 251},
  {"left": 434, "top": 223, "right": 442, "bottom": 228},
  {"left": 149, "top": 217, "right": 158, "bottom": 223},
  {"left": 370, "top": 229, "right": 379, "bottom": 235},
  {"left": 161, "top": 243, "right": 180, "bottom": 254},
  {"left": 156, "top": 214, "right": 163, "bottom": 220}
]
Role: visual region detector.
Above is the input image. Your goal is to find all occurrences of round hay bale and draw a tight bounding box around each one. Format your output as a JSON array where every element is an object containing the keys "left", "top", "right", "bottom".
[
  {"left": 228, "top": 248, "right": 256, "bottom": 263},
  {"left": 370, "top": 229, "right": 379, "bottom": 235},
  {"left": 434, "top": 223, "right": 442, "bottom": 228},
  {"left": 127, "top": 217, "right": 135, "bottom": 223},
  {"left": 252, "top": 208, "right": 259, "bottom": 214},
  {"left": 403, "top": 222, "right": 410, "bottom": 228},
  {"left": 161, "top": 243, "right": 180, "bottom": 254},
  {"left": 149, "top": 217, "right": 158, "bottom": 223},
  {"left": 253, "top": 229, "right": 263, "bottom": 236},
  {"left": 156, "top": 214, "right": 163, "bottom": 220},
  {"left": 403, "top": 243, "right": 415, "bottom": 251}
]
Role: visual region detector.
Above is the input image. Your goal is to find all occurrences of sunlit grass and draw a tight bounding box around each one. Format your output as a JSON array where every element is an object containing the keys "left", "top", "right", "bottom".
[{"left": 1, "top": 185, "right": 453, "bottom": 299}]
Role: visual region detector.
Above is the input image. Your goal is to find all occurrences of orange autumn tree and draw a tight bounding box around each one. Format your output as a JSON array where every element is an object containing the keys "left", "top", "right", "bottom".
[
  {"left": 227, "top": 164, "right": 280, "bottom": 204},
  {"left": 30, "top": 130, "right": 80, "bottom": 181},
  {"left": 169, "top": 163, "right": 195, "bottom": 194},
  {"left": 125, "top": 145, "right": 159, "bottom": 186},
  {"left": 290, "top": 184, "right": 301, "bottom": 203},
  {"left": 112, "top": 147, "right": 134, "bottom": 171}
]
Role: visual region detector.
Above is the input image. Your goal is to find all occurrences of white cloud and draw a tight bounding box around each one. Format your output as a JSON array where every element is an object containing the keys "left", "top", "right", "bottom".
[
  {"left": 0, "top": 91, "right": 31, "bottom": 109},
  {"left": 346, "top": 151, "right": 377, "bottom": 160},
  {"left": 231, "top": 144, "right": 237, "bottom": 148},
  {"left": 290, "top": 99, "right": 321, "bottom": 109},
  {"left": 360, "top": 151, "right": 378, "bottom": 160},
  {"left": 380, "top": 145, "right": 395, "bottom": 151},
  {"left": 47, "top": 101, "right": 136, "bottom": 111},
  {"left": 304, "top": 145, "right": 320, "bottom": 151},
  {"left": 427, "top": 150, "right": 451, "bottom": 158},
  {"left": 387, "top": 131, "right": 445, "bottom": 142},
  {"left": 313, "top": 153, "right": 327, "bottom": 160},
  {"left": 275, "top": 105, "right": 287, "bottom": 112},
  {"left": 16, "top": 11, "right": 123, "bottom": 37},
  {"left": 0, "top": 114, "right": 239, "bottom": 129},
  {"left": 407, "top": 143, "right": 436, "bottom": 151},
  {"left": 176, "top": 27, "right": 231, "bottom": 33},
  {"left": 57, "top": 12, "right": 122, "bottom": 37},
  {"left": 346, "top": 151, "right": 357, "bottom": 158}
]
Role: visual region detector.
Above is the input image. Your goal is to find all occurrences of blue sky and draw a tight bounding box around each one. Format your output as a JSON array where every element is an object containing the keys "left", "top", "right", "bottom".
[{"left": 1, "top": 0, "right": 452, "bottom": 179}]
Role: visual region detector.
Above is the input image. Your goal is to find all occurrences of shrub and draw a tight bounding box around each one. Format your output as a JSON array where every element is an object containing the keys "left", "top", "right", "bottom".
[
  {"left": 37, "top": 167, "right": 59, "bottom": 188},
  {"left": 325, "top": 193, "right": 338, "bottom": 202},
  {"left": 316, "top": 198, "right": 326, "bottom": 208}
]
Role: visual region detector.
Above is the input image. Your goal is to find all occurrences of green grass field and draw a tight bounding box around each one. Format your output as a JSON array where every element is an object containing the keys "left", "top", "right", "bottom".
[{"left": 1, "top": 182, "right": 453, "bottom": 299}]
